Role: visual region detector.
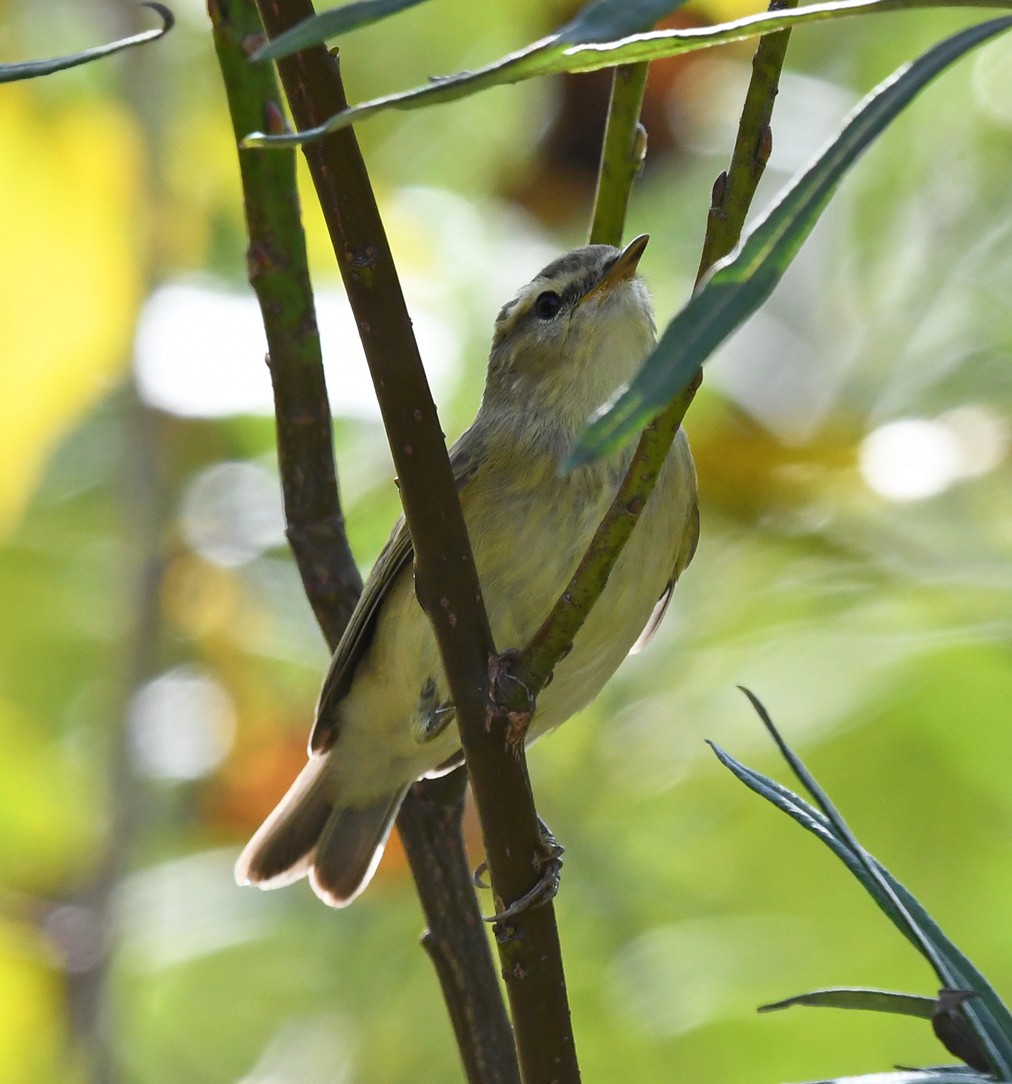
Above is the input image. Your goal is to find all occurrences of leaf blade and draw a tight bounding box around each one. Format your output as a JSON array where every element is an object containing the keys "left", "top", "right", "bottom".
[
  {"left": 0, "top": 2, "right": 173, "bottom": 84},
  {"left": 567, "top": 14, "right": 1012, "bottom": 466},
  {"left": 759, "top": 989, "right": 938, "bottom": 1018},
  {"left": 241, "top": 0, "right": 1012, "bottom": 146},
  {"left": 713, "top": 698, "right": 1012, "bottom": 1079},
  {"left": 253, "top": 0, "right": 434, "bottom": 61},
  {"left": 557, "top": 0, "right": 691, "bottom": 44}
]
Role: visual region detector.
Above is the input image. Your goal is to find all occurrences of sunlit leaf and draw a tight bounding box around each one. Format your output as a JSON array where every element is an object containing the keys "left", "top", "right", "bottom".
[
  {"left": 241, "top": 0, "right": 1012, "bottom": 145},
  {"left": 567, "top": 15, "right": 1012, "bottom": 466},
  {"left": 0, "top": 3, "right": 173, "bottom": 83},
  {"left": 252, "top": 0, "right": 693, "bottom": 75}
]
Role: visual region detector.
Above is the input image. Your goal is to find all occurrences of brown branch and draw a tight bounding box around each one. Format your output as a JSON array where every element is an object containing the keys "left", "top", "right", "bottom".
[
  {"left": 211, "top": 3, "right": 523, "bottom": 1081},
  {"left": 398, "top": 775, "right": 521, "bottom": 1084},
  {"left": 247, "top": 3, "right": 579, "bottom": 1081}
]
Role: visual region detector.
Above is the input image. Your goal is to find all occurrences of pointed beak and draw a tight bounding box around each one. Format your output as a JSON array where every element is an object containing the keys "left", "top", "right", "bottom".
[{"left": 581, "top": 234, "right": 649, "bottom": 305}]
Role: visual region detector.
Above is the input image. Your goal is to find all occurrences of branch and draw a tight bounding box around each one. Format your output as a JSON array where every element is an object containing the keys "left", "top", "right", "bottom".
[
  {"left": 247, "top": 2, "right": 579, "bottom": 1080},
  {"left": 210, "top": 0, "right": 361, "bottom": 644},
  {"left": 515, "top": 2, "right": 797, "bottom": 698},
  {"left": 697, "top": 0, "right": 799, "bottom": 280},
  {"left": 211, "top": 4, "right": 521, "bottom": 1081},
  {"left": 397, "top": 775, "right": 521, "bottom": 1084}
]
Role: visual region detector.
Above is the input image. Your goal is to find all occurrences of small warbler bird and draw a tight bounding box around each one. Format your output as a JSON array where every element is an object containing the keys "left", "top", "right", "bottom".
[{"left": 236, "top": 235, "right": 699, "bottom": 907}]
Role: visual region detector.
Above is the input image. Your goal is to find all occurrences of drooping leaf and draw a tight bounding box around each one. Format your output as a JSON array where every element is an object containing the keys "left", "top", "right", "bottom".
[
  {"left": 0, "top": 3, "right": 173, "bottom": 83},
  {"left": 253, "top": 0, "right": 435, "bottom": 61},
  {"left": 567, "top": 15, "right": 1012, "bottom": 466},
  {"left": 241, "top": 0, "right": 1012, "bottom": 145}
]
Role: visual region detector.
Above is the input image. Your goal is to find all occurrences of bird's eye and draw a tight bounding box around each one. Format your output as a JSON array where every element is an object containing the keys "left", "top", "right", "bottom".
[{"left": 534, "top": 291, "right": 562, "bottom": 321}]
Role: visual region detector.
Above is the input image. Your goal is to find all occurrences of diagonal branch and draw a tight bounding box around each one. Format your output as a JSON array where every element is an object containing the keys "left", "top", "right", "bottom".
[
  {"left": 697, "top": 0, "right": 799, "bottom": 279},
  {"left": 210, "top": 3, "right": 519, "bottom": 1082},
  {"left": 515, "top": 1, "right": 798, "bottom": 700},
  {"left": 248, "top": 2, "right": 580, "bottom": 1080}
]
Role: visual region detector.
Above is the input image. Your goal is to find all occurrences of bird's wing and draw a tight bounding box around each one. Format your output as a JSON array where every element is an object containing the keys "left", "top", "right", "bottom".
[
  {"left": 308, "top": 432, "right": 483, "bottom": 754},
  {"left": 630, "top": 496, "right": 699, "bottom": 655}
]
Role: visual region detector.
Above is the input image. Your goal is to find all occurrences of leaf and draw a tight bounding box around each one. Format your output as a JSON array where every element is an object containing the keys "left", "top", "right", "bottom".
[
  {"left": 253, "top": 0, "right": 434, "bottom": 61},
  {"left": 556, "top": 0, "right": 691, "bottom": 44},
  {"left": 710, "top": 693, "right": 1012, "bottom": 1080},
  {"left": 240, "top": 0, "right": 1012, "bottom": 145},
  {"left": 734, "top": 689, "right": 1012, "bottom": 1078},
  {"left": 566, "top": 14, "right": 1012, "bottom": 466},
  {"left": 255, "top": 0, "right": 691, "bottom": 62},
  {"left": 759, "top": 989, "right": 938, "bottom": 1018},
  {"left": 0, "top": 3, "right": 173, "bottom": 84},
  {"left": 792, "top": 1073, "right": 990, "bottom": 1084}
]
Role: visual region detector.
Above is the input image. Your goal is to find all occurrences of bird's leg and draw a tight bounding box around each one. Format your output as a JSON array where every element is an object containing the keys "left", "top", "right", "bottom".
[{"left": 482, "top": 816, "right": 565, "bottom": 926}]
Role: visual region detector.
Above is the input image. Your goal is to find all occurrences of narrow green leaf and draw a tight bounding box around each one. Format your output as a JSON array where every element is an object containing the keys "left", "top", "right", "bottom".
[
  {"left": 567, "top": 15, "right": 1012, "bottom": 466},
  {"left": 715, "top": 736, "right": 1012, "bottom": 1078},
  {"left": 707, "top": 740, "right": 914, "bottom": 931},
  {"left": 712, "top": 686, "right": 1012, "bottom": 1080},
  {"left": 876, "top": 869, "right": 1012, "bottom": 1076},
  {"left": 241, "top": 0, "right": 1012, "bottom": 146},
  {"left": 252, "top": 0, "right": 433, "bottom": 61},
  {"left": 760, "top": 988, "right": 938, "bottom": 1018},
  {"left": 734, "top": 690, "right": 1012, "bottom": 1079},
  {"left": 795, "top": 1073, "right": 988, "bottom": 1084},
  {"left": 557, "top": 0, "right": 691, "bottom": 44},
  {"left": 0, "top": 3, "right": 173, "bottom": 84}
]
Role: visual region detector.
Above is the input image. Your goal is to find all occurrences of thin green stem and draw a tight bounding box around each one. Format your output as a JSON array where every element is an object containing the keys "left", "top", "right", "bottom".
[
  {"left": 697, "top": 0, "right": 798, "bottom": 282},
  {"left": 210, "top": 0, "right": 361, "bottom": 640},
  {"left": 518, "top": 382, "right": 695, "bottom": 690},
  {"left": 589, "top": 62, "right": 648, "bottom": 247}
]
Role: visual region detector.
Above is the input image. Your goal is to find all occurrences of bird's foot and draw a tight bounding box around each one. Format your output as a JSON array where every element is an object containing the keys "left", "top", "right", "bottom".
[{"left": 481, "top": 818, "right": 565, "bottom": 927}]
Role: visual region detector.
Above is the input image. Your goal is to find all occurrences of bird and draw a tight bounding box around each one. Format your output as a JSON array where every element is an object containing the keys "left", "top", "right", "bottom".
[{"left": 235, "top": 234, "right": 699, "bottom": 907}]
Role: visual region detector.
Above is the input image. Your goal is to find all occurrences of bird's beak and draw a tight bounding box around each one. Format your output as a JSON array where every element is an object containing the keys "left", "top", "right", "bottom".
[{"left": 581, "top": 234, "right": 649, "bottom": 305}]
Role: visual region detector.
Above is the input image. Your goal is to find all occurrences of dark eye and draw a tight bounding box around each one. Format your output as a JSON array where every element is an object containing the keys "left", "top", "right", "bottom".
[{"left": 534, "top": 291, "right": 562, "bottom": 321}]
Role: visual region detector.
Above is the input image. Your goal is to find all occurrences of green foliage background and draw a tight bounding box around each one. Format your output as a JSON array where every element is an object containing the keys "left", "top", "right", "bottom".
[{"left": 1, "top": 1, "right": 1010, "bottom": 1082}]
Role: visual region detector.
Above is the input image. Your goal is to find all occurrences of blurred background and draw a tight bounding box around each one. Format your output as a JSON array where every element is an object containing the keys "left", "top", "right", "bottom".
[{"left": 2, "top": 0, "right": 1011, "bottom": 1081}]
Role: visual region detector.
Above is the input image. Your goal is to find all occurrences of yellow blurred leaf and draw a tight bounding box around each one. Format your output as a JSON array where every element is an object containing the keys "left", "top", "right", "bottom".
[
  {"left": 0, "top": 697, "right": 100, "bottom": 892},
  {"left": 0, "top": 88, "right": 144, "bottom": 533},
  {"left": 0, "top": 919, "right": 67, "bottom": 1083}
]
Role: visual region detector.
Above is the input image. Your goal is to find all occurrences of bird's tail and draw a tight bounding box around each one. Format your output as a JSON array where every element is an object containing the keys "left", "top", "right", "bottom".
[{"left": 234, "top": 756, "right": 407, "bottom": 907}]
